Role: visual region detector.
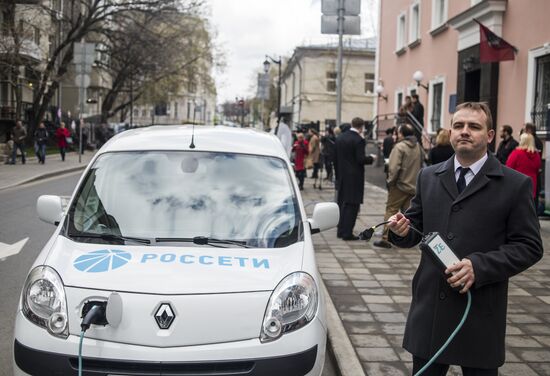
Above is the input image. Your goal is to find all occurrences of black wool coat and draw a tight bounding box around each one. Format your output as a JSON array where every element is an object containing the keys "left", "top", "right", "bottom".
[
  {"left": 334, "top": 130, "right": 373, "bottom": 204},
  {"left": 390, "top": 154, "right": 543, "bottom": 368}
]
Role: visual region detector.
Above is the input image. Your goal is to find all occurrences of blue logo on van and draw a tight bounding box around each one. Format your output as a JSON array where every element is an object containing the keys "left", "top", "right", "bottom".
[{"left": 73, "top": 250, "right": 132, "bottom": 273}]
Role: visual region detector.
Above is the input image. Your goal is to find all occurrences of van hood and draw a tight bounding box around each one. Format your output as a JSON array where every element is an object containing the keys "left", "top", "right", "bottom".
[{"left": 45, "top": 236, "right": 304, "bottom": 294}]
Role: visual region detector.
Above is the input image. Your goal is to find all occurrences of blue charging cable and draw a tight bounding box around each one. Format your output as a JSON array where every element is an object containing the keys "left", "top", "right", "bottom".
[
  {"left": 414, "top": 290, "right": 472, "bottom": 376},
  {"left": 78, "top": 330, "right": 85, "bottom": 376}
]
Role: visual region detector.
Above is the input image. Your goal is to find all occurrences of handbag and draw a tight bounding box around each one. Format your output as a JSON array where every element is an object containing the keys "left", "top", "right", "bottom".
[{"left": 65, "top": 136, "right": 73, "bottom": 144}]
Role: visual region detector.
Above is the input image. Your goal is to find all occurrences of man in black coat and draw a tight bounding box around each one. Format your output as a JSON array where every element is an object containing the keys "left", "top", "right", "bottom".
[
  {"left": 388, "top": 102, "right": 543, "bottom": 375},
  {"left": 495, "top": 124, "right": 518, "bottom": 164},
  {"left": 334, "top": 117, "right": 374, "bottom": 240}
]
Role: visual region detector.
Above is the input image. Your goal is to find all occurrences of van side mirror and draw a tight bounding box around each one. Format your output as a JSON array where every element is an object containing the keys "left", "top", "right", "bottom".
[
  {"left": 308, "top": 202, "right": 339, "bottom": 234},
  {"left": 37, "top": 195, "right": 64, "bottom": 225}
]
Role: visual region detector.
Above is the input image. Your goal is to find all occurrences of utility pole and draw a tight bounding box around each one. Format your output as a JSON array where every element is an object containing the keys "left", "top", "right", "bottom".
[
  {"left": 336, "top": 0, "right": 344, "bottom": 128},
  {"left": 321, "top": 0, "right": 361, "bottom": 126}
]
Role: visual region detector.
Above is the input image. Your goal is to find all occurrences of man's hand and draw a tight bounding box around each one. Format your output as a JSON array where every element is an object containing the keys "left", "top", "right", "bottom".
[
  {"left": 446, "top": 258, "right": 475, "bottom": 294},
  {"left": 387, "top": 213, "right": 410, "bottom": 237}
]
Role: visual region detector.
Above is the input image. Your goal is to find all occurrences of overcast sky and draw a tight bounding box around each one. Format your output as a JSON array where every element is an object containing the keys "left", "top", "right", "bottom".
[{"left": 207, "top": 0, "right": 378, "bottom": 104}]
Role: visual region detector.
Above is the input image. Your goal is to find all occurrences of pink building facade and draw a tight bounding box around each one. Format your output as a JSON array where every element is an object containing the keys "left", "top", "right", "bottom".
[{"left": 375, "top": 0, "right": 550, "bottom": 143}]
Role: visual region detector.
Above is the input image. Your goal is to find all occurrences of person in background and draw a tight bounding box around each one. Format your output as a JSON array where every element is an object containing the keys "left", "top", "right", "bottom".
[
  {"left": 506, "top": 133, "right": 541, "bottom": 200},
  {"left": 374, "top": 124, "right": 423, "bottom": 249},
  {"left": 524, "top": 122, "right": 543, "bottom": 213},
  {"left": 273, "top": 113, "right": 292, "bottom": 158},
  {"left": 321, "top": 127, "right": 336, "bottom": 181},
  {"left": 10, "top": 120, "right": 27, "bottom": 164},
  {"left": 495, "top": 125, "right": 518, "bottom": 164},
  {"left": 524, "top": 122, "right": 543, "bottom": 153},
  {"left": 411, "top": 94, "right": 424, "bottom": 126},
  {"left": 398, "top": 96, "right": 413, "bottom": 125},
  {"left": 292, "top": 133, "right": 309, "bottom": 190},
  {"left": 428, "top": 128, "right": 454, "bottom": 165},
  {"left": 308, "top": 128, "right": 321, "bottom": 179},
  {"left": 55, "top": 122, "right": 71, "bottom": 161},
  {"left": 34, "top": 121, "right": 49, "bottom": 164},
  {"left": 382, "top": 127, "right": 396, "bottom": 159},
  {"left": 334, "top": 117, "right": 374, "bottom": 240}
]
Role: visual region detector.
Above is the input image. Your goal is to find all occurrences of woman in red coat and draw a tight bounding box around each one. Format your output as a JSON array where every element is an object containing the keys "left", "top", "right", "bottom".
[
  {"left": 55, "top": 122, "right": 71, "bottom": 161},
  {"left": 292, "top": 133, "right": 309, "bottom": 190},
  {"left": 506, "top": 133, "right": 541, "bottom": 199}
]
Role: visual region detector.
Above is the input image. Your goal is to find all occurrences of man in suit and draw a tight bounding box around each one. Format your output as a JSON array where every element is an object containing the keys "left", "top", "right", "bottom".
[
  {"left": 334, "top": 117, "right": 374, "bottom": 240},
  {"left": 388, "top": 102, "right": 543, "bottom": 375}
]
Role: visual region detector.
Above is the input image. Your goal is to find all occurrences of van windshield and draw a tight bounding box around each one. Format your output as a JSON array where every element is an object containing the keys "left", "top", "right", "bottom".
[{"left": 67, "top": 151, "right": 302, "bottom": 248}]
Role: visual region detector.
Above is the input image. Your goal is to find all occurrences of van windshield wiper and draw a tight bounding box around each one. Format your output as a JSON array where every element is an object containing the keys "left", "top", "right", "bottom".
[
  {"left": 69, "top": 232, "right": 151, "bottom": 245},
  {"left": 155, "top": 236, "right": 250, "bottom": 248}
]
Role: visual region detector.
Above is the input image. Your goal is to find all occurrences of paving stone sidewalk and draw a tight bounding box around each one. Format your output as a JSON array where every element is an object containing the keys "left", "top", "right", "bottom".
[
  {"left": 301, "top": 166, "right": 550, "bottom": 376},
  {"left": 0, "top": 151, "right": 94, "bottom": 191}
]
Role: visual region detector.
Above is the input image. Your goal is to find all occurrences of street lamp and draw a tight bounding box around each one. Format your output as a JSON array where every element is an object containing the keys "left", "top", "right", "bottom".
[
  {"left": 413, "top": 70, "right": 429, "bottom": 92},
  {"left": 375, "top": 84, "right": 388, "bottom": 101},
  {"left": 263, "top": 55, "right": 281, "bottom": 129}
]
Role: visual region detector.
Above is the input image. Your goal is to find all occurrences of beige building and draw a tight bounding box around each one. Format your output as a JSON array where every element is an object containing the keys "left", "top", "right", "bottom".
[
  {"left": 375, "top": 0, "right": 550, "bottom": 141},
  {"left": 281, "top": 38, "right": 376, "bottom": 130}
]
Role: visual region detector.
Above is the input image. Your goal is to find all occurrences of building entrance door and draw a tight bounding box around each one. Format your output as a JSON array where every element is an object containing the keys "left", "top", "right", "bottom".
[{"left": 464, "top": 69, "right": 481, "bottom": 102}]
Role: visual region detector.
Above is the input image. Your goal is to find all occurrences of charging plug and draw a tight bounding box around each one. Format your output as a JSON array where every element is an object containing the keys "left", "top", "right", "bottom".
[{"left": 80, "top": 301, "right": 107, "bottom": 332}]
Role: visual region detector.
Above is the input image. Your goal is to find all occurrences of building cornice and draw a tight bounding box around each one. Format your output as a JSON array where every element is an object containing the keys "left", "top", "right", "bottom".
[{"left": 447, "top": 0, "right": 507, "bottom": 51}]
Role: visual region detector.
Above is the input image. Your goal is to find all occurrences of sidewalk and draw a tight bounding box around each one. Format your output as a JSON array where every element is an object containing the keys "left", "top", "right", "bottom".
[
  {"left": 302, "top": 165, "right": 550, "bottom": 376},
  {"left": 0, "top": 151, "right": 95, "bottom": 191}
]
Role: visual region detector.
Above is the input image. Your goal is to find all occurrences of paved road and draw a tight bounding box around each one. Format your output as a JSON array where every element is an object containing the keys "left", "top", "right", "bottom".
[
  {"left": 0, "top": 173, "right": 79, "bottom": 375},
  {"left": 0, "top": 173, "right": 338, "bottom": 376}
]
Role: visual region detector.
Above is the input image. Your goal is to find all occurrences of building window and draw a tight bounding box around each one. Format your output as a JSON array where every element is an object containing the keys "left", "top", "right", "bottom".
[
  {"left": 33, "top": 26, "right": 40, "bottom": 45},
  {"left": 531, "top": 54, "right": 550, "bottom": 132},
  {"left": 364, "top": 73, "right": 375, "bottom": 94},
  {"left": 396, "top": 12, "right": 406, "bottom": 50},
  {"left": 409, "top": 2, "right": 420, "bottom": 43},
  {"left": 396, "top": 90, "right": 404, "bottom": 112},
  {"left": 326, "top": 71, "right": 337, "bottom": 92},
  {"left": 174, "top": 101, "right": 178, "bottom": 118},
  {"left": 325, "top": 119, "right": 336, "bottom": 128},
  {"left": 431, "top": 0, "right": 447, "bottom": 28},
  {"left": 429, "top": 78, "right": 445, "bottom": 133}
]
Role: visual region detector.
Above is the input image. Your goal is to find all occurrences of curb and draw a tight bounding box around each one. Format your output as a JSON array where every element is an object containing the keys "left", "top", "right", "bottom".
[
  {"left": 0, "top": 165, "right": 86, "bottom": 191},
  {"left": 322, "top": 280, "right": 366, "bottom": 376}
]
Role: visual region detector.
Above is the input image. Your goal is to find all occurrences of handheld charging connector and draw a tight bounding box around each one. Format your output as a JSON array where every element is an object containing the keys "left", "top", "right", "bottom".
[{"left": 361, "top": 222, "right": 472, "bottom": 376}]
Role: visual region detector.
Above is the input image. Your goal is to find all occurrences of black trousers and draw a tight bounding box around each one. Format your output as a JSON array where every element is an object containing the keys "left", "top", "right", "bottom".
[
  {"left": 337, "top": 202, "right": 359, "bottom": 238},
  {"left": 413, "top": 356, "right": 497, "bottom": 376},
  {"left": 295, "top": 170, "right": 306, "bottom": 189}
]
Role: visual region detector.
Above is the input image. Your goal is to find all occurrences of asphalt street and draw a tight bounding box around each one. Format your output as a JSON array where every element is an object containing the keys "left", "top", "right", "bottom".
[{"left": 0, "top": 172, "right": 338, "bottom": 376}]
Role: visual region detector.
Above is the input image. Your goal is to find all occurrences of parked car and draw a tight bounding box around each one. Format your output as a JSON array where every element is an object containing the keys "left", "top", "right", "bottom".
[{"left": 13, "top": 125, "right": 339, "bottom": 375}]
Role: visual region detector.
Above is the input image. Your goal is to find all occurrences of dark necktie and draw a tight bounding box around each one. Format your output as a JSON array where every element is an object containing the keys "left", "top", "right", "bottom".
[{"left": 456, "top": 167, "right": 470, "bottom": 194}]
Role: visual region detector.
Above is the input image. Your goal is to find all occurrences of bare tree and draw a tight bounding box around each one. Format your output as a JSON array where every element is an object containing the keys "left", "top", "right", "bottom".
[
  {"left": 22, "top": 0, "right": 186, "bottom": 136},
  {"left": 97, "top": 6, "right": 216, "bottom": 123}
]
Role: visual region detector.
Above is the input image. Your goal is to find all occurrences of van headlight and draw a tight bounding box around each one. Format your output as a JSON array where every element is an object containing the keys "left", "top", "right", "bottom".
[
  {"left": 261, "top": 272, "right": 318, "bottom": 342},
  {"left": 21, "top": 266, "right": 68, "bottom": 338}
]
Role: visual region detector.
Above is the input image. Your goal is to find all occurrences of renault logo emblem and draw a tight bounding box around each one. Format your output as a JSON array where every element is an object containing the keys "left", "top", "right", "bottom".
[{"left": 154, "top": 303, "right": 175, "bottom": 329}]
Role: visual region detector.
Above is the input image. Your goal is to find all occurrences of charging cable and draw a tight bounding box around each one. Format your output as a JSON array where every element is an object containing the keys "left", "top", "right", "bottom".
[
  {"left": 414, "top": 290, "right": 471, "bottom": 375},
  {"left": 78, "top": 304, "right": 106, "bottom": 376},
  {"left": 362, "top": 221, "right": 472, "bottom": 374}
]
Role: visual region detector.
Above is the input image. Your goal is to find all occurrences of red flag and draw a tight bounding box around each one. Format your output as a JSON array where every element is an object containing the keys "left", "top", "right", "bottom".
[{"left": 475, "top": 19, "right": 517, "bottom": 63}]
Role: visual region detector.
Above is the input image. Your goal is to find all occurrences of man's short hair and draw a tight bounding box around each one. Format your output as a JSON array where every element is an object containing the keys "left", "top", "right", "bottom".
[
  {"left": 453, "top": 102, "right": 493, "bottom": 131},
  {"left": 398, "top": 123, "right": 415, "bottom": 137},
  {"left": 411, "top": 94, "right": 419, "bottom": 101},
  {"left": 385, "top": 127, "right": 394, "bottom": 135},
  {"left": 351, "top": 117, "right": 364, "bottom": 129},
  {"left": 501, "top": 124, "right": 513, "bottom": 136}
]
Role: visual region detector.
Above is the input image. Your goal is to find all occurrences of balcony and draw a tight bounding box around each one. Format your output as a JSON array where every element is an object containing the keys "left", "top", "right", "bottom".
[{"left": 0, "top": 36, "right": 43, "bottom": 63}]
